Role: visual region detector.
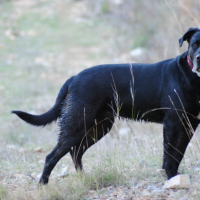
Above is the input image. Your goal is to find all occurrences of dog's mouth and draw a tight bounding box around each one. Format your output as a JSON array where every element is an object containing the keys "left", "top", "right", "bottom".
[
  {"left": 193, "top": 54, "right": 200, "bottom": 70},
  {"left": 191, "top": 54, "right": 200, "bottom": 74},
  {"left": 195, "top": 64, "right": 200, "bottom": 72},
  {"left": 192, "top": 63, "right": 200, "bottom": 77},
  {"left": 193, "top": 60, "right": 200, "bottom": 70}
]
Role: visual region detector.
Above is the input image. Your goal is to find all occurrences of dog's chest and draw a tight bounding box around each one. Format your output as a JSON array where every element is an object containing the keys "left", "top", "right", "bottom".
[
  {"left": 196, "top": 103, "right": 200, "bottom": 120},
  {"left": 193, "top": 100, "right": 200, "bottom": 120},
  {"left": 196, "top": 112, "right": 200, "bottom": 120}
]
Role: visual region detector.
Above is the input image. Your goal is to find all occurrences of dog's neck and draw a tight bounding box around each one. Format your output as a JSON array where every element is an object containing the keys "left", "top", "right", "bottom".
[{"left": 187, "top": 54, "right": 193, "bottom": 70}]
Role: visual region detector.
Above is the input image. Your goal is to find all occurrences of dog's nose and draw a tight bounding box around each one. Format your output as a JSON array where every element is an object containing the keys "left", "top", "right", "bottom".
[{"left": 196, "top": 54, "right": 200, "bottom": 61}]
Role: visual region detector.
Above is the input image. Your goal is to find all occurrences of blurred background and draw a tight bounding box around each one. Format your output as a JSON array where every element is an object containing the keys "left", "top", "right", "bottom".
[
  {"left": 1, "top": 0, "right": 200, "bottom": 196},
  {"left": 1, "top": 0, "right": 200, "bottom": 144}
]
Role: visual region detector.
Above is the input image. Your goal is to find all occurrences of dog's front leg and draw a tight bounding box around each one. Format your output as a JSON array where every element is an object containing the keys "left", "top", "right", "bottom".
[
  {"left": 162, "top": 124, "right": 168, "bottom": 171},
  {"left": 162, "top": 119, "right": 194, "bottom": 179}
]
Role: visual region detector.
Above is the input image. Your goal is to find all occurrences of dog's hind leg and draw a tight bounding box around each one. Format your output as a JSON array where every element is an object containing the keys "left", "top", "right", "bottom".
[
  {"left": 39, "top": 135, "right": 82, "bottom": 185},
  {"left": 70, "top": 144, "right": 84, "bottom": 171},
  {"left": 70, "top": 116, "right": 114, "bottom": 171}
]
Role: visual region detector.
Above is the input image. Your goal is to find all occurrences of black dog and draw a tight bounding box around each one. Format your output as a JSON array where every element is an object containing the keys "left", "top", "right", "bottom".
[{"left": 13, "top": 27, "right": 200, "bottom": 185}]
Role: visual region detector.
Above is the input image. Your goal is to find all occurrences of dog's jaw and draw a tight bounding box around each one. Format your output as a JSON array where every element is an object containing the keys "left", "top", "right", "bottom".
[
  {"left": 192, "top": 57, "right": 200, "bottom": 77},
  {"left": 192, "top": 65, "right": 200, "bottom": 77}
]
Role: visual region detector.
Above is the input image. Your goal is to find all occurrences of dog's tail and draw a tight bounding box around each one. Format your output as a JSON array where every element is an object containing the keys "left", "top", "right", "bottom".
[{"left": 12, "top": 78, "right": 72, "bottom": 126}]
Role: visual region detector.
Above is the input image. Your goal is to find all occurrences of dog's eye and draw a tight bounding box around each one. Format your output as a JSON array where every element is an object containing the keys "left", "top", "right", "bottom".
[{"left": 192, "top": 44, "right": 198, "bottom": 48}]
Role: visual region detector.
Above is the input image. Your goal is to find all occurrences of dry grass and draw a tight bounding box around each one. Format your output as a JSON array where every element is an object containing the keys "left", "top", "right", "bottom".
[
  {"left": 1, "top": 0, "right": 200, "bottom": 199},
  {"left": 1, "top": 120, "right": 200, "bottom": 199}
]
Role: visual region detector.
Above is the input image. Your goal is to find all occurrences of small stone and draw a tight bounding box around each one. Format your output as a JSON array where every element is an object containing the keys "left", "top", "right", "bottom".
[
  {"left": 130, "top": 48, "right": 145, "bottom": 57},
  {"left": 142, "top": 189, "right": 151, "bottom": 197},
  {"left": 163, "top": 174, "right": 191, "bottom": 189},
  {"left": 156, "top": 169, "right": 167, "bottom": 177},
  {"left": 37, "top": 174, "right": 42, "bottom": 179},
  {"left": 38, "top": 160, "right": 45, "bottom": 164},
  {"left": 31, "top": 173, "right": 36, "bottom": 176},
  {"left": 113, "top": 0, "right": 123, "bottom": 5},
  {"left": 58, "top": 166, "right": 69, "bottom": 178},
  {"left": 34, "top": 147, "right": 43, "bottom": 153}
]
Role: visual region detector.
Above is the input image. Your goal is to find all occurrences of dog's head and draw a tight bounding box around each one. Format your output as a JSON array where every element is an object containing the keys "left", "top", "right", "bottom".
[{"left": 179, "top": 28, "right": 200, "bottom": 77}]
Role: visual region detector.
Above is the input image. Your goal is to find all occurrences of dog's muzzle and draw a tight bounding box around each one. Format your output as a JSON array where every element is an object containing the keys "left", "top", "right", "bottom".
[
  {"left": 196, "top": 54, "right": 200, "bottom": 61},
  {"left": 195, "top": 54, "right": 200, "bottom": 72}
]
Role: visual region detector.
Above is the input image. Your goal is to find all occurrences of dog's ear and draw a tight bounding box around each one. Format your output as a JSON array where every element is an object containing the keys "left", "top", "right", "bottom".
[{"left": 179, "top": 28, "right": 199, "bottom": 47}]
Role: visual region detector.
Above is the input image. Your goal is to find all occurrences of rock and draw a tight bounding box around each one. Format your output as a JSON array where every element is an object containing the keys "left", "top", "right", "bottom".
[
  {"left": 142, "top": 189, "right": 151, "bottom": 197},
  {"left": 163, "top": 174, "right": 191, "bottom": 189},
  {"left": 5, "top": 29, "right": 16, "bottom": 40},
  {"left": 37, "top": 174, "right": 42, "bottom": 179},
  {"left": 129, "top": 48, "right": 145, "bottom": 57},
  {"left": 34, "top": 147, "right": 43, "bottom": 153},
  {"left": 58, "top": 166, "right": 69, "bottom": 178},
  {"left": 113, "top": 0, "right": 123, "bottom": 5},
  {"left": 156, "top": 169, "right": 167, "bottom": 177},
  {"left": 38, "top": 160, "right": 45, "bottom": 164}
]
